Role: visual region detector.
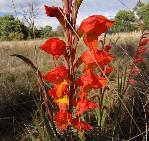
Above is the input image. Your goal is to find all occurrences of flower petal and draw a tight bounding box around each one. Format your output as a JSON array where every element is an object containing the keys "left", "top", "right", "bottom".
[
  {"left": 83, "top": 34, "right": 98, "bottom": 52},
  {"left": 48, "top": 80, "right": 68, "bottom": 98},
  {"left": 44, "top": 5, "right": 65, "bottom": 27},
  {"left": 55, "top": 111, "right": 71, "bottom": 132},
  {"left": 40, "top": 38, "right": 66, "bottom": 58},
  {"left": 76, "top": 98, "right": 97, "bottom": 116},
  {"left": 79, "top": 15, "right": 114, "bottom": 36},
  {"left": 43, "top": 66, "right": 67, "bottom": 84},
  {"left": 70, "top": 118, "right": 92, "bottom": 131}
]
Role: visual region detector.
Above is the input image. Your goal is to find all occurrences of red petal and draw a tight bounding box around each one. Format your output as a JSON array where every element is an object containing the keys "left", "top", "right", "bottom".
[
  {"left": 136, "top": 46, "right": 146, "bottom": 55},
  {"left": 95, "top": 50, "right": 115, "bottom": 66},
  {"left": 48, "top": 80, "right": 68, "bottom": 98},
  {"left": 140, "top": 38, "right": 149, "bottom": 46},
  {"left": 103, "top": 66, "right": 113, "bottom": 75},
  {"left": 131, "top": 66, "right": 140, "bottom": 75},
  {"left": 40, "top": 38, "right": 66, "bottom": 58},
  {"left": 83, "top": 34, "right": 98, "bottom": 52},
  {"left": 55, "top": 111, "right": 71, "bottom": 132},
  {"left": 76, "top": 98, "right": 97, "bottom": 116},
  {"left": 44, "top": 5, "right": 65, "bottom": 27},
  {"left": 77, "top": 69, "right": 108, "bottom": 90},
  {"left": 134, "top": 57, "right": 144, "bottom": 63},
  {"left": 70, "top": 118, "right": 92, "bottom": 130},
  {"left": 81, "top": 50, "right": 114, "bottom": 67},
  {"left": 104, "top": 45, "right": 112, "bottom": 52},
  {"left": 43, "top": 66, "right": 67, "bottom": 84},
  {"left": 79, "top": 15, "right": 114, "bottom": 36}
]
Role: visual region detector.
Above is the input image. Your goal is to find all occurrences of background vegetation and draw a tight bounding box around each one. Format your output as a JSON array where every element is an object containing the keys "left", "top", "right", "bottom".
[
  {"left": 0, "top": 2, "right": 149, "bottom": 41},
  {"left": 0, "top": 1, "right": 149, "bottom": 141}
]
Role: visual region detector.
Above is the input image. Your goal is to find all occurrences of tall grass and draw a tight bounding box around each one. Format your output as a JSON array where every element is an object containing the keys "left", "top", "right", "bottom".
[{"left": 0, "top": 32, "right": 149, "bottom": 140}]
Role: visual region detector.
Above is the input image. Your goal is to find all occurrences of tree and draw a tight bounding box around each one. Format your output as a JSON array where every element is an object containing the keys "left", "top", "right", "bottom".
[
  {"left": 133, "top": 1, "right": 144, "bottom": 11},
  {"left": 55, "top": 25, "right": 64, "bottom": 37},
  {"left": 137, "top": 3, "right": 149, "bottom": 30},
  {"left": 41, "top": 25, "right": 53, "bottom": 38},
  {"left": 0, "top": 15, "right": 28, "bottom": 40},
  {"left": 111, "top": 10, "right": 138, "bottom": 33},
  {"left": 21, "top": 2, "right": 40, "bottom": 38}
]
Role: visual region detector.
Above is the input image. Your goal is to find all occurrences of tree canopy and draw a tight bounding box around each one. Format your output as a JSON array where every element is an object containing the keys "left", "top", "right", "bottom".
[
  {"left": 0, "top": 15, "right": 29, "bottom": 40},
  {"left": 111, "top": 10, "right": 138, "bottom": 33},
  {"left": 137, "top": 3, "right": 149, "bottom": 30}
]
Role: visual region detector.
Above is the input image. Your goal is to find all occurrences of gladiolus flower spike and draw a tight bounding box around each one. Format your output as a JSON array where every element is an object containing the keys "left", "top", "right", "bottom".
[{"left": 39, "top": 2, "right": 115, "bottom": 134}]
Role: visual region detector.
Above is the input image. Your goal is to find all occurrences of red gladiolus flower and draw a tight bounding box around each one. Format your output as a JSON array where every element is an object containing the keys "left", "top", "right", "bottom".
[
  {"left": 55, "top": 111, "right": 71, "bottom": 132},
  {"left": 136, "top": 46, "right": 146, "bottom": 55},
  {"left": 40, "top": 38, "right": 66, "bottom": 59},
  {"left": 44, "top": 5, "right": 65, "bottom": 27},
  {"left": 43, "top": 66, "right": 67, "bottom": 84},
  {"left": 140, "top": 38, "right": 149, "bottom": 46},
  {"left": 104, "top": 66, "right": 113, "bottom": 75},
  {"left": 76, "top": 98, "right": 97, "bottom": 116},
  {"left": 48, "top": 80, "right": 68, "bottom": 98},
  {"left": 104, "top": 45, "right": 112, "bottom": 52},
  {"left": 134, "top": 57, "right": 144, "bottom": 63},
  {"left": 79, "top": 15, "right": 114, "bottom": 51},
  {"left": 131, "top": 66, "right": 140, "bottom": 75},
  {"left": 81, "top": 50, "right": 114, "bottom": 67},
  {"left": 80, "top": 15, "right": 114, "bottom": 37},
  {"left": 70, "top": 118, "right": 92, "bottom": 131},
  {"left": 83, "top": 34, "right": 98, "bottom": 52},
  {"left": 77, "top": 69, "right": 108, "bottom": 90}
]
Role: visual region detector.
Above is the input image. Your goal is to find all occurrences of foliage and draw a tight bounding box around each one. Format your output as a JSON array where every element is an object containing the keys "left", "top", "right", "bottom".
[
  {"left": 0, "top": 15, "right": 28, "bottom": 40},
  {"left": 133, "top": 1, "right": 145, "bottom": 11},
  {"left": 40, "top": 25, "right": 53, "bottom": 38},
  {"left": 111, "top": 10, "right": 138, "bottom": 33},
  {"left": 137, "top": 3, "right": 149, "bottom": 30},
  {"left": 55, "top": 25, "right": 64, "bottom": 37}
]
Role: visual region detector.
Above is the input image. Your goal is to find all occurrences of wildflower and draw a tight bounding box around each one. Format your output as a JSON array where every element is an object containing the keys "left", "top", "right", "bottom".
[
  {"left": 70, "top": 118, "right": 92, "bottom": 130},
  {"left": 104, "top": 66, "right": 113, "bottom": 75},
  {"left": 79, "top": 15, "right": 114, "bottom": 51},
  {"left": 48, "top": 80, "right": 68, "bottom": 98},
  {"left": 75, "top": 98, "right": 97, "bottom": 116},
  {"left": 134, "top": 56, "right": 144, "bottom": 63},
  {"left": 104, "top": 45, "right": 112, "bottom": 52},
  {"left": 136, "top": 46, "right": 146, "bottom": 55},
  {"left": 44, "top": 5, "right": 65, "bottom": 27},
  {"left": 40, "top": 38, "right": 66, "bottom": 59},
  {"left": 55, "top": 111, "right": 71, "bottom": 132},
  {"left": 80, "top": 50, "right": 114, "bottom": 67},
  {"left": 77, "top": 69, "right": 108, "bottom": 90},
  {"left": 140, "top": 38, "right": 149, "bottom": 46},
  {"left": 43, "top": 66, "right": 67, "bottom": 84},
  {"left": 131, "top": 66, "right": 140, "bottom": 75}
]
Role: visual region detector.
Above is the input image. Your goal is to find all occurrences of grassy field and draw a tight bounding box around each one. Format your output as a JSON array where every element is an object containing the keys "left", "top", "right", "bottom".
[{"left": 0, "top": 32, "right": 148, "bottom": 140}]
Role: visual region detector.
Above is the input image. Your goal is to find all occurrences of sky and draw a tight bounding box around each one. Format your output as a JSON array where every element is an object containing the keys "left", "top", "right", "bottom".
[{"left": 0, "top": 0, "right": 148, "bottom": 30}]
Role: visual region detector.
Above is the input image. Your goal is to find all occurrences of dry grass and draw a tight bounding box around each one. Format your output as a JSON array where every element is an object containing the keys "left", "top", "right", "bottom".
[
  {"left": 0, "top": 32, "right": 142, "bottom": 107},
  {"left": 0, "top": 32, "right": 148, "bottom": 140}
]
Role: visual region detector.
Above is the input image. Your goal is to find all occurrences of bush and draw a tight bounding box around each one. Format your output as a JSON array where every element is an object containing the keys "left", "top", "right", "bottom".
[
  {"left": 0, "top": 15, "right": 29, "bottom": 41},
  {"left": 137, "top": 3, "right": 149, "bottom": 30},
  {"left": 111, "top": 10, "right": 138, "bottom": 33}
]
